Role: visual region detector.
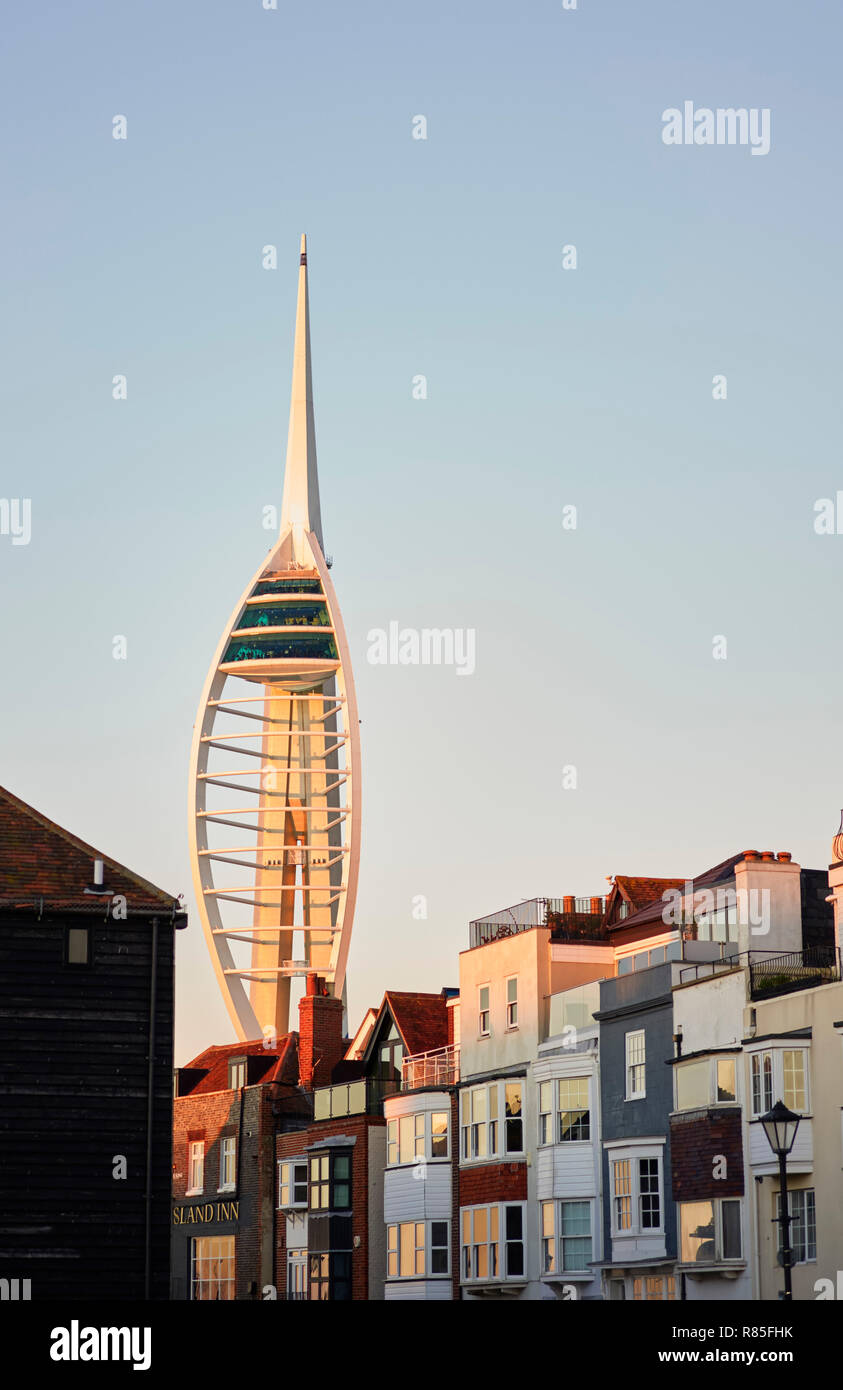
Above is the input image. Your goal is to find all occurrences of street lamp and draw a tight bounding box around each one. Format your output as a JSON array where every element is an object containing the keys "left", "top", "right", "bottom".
[{"left": 760, "top": 1100, "right": 801, "bottom": 1300}]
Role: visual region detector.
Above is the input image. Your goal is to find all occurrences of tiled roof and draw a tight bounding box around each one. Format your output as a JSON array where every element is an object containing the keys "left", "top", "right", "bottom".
[
  {"left": 180, "top": 1036, "right": 300, "bottom": 1094},
  {"left": 614, "top": 876, "right": 687, "bottom": 911},
  {"left": 0, "top": 783, "right": 181, "bottom": 914},
  {"left": 384, "top": 991, "right": 449, "bottom": 1055}
]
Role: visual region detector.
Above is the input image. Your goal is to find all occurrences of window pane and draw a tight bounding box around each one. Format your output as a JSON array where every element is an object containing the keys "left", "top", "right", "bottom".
[
  {"left": 675, "top": 1059, "right": 709, "bottom": 1110},
  {"left": 783, "top": 1051, "right": 806, "bottom": 1111},
  {"left": 721, "top": 1199, "right": 742, "bottom": 1259},
  {"left": 399, "top": 1115, "right": 415, "bottom": 1163},
  {"left": 639, "top": 1158, "right": 660, "bottom": 1229},
  {"left": 67, "top": 928, "right": 89, "bottom": 964},
  {"left": 680, "top": 1200, "right": 715, "bottom": 1263},
  {"left": 399, "top": 1223, "right": 415, "bottom": 1276},
  {"left": 716, "top": 1058, "right": 736, "bottom": 1103},
  {"left": 560, "top": 1200, "right": 590, "bottom": 1236},
  {"left": 431, "top": 1112, "right": 448, "bottom": 1156},
  {"left": 505, "top": 1206, "right": 522, "bottom": 1240}
]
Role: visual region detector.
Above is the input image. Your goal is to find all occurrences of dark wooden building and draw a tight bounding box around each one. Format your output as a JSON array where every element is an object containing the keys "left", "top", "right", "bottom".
[{"left": 0, "top": 784, "right": 186, "bottom": 1299}]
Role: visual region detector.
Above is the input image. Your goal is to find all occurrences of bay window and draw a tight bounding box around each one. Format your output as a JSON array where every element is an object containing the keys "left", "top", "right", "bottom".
[
  {"left": 541, "top": 1199, "right": 593, "bottom": 1274},
  {"left": 610, "top": 1151, "right": 664, "bottom": 1236},
  {"left": 749, "top": 1047, "right": 809, "bottom": 1117},
  {"left": 387, "top": 1109, "right": 450, "bottom": 1165},
  {"left": 675, "top": 1055, "right": 738, "bottom": 1111},
  {"left": 460, "top": 1080, "right": 523, "bottom": 1159},
  {"left": 462, "top": 1203, "right": 525, "bottom": 1284},
  {"left": 278, "top": 1159, "right": 308, "bottom": 1208},
  {"left": 679, "top": 1197, "right": 743, "bottom": 1263}
]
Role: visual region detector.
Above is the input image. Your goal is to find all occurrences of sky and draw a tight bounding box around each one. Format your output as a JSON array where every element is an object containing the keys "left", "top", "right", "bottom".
[{"left": 2, "top": 0, "right": 841, "bottom": 1064}]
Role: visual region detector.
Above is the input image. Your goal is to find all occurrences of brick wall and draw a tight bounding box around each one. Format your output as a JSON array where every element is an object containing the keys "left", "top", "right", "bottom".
[
  {"left": 298, "top": 978, "right": 345, "bottom": 1090},
  {"left": 459, "top": 1161, "right": 527, "bottom": 1206},
  {"left": 172, "top": 1084, "right": 282, "bottom": 1299},
  {"left": 670, "top": 1109, "right": 744, "bottom": 1201},
  {"left": 276, "top": 1113, "right": 385, "bottom": 1300}
]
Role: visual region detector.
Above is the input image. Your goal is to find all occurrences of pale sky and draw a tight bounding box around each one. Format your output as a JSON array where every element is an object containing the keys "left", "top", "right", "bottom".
[{"left": 2, "top": 1, "right": 841, "bottom": 1063}]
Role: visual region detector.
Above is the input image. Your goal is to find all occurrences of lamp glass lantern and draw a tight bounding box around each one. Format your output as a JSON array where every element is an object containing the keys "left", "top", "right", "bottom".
[{"left": 760, "top": 1100, "right": 801, "bottom": 1157}]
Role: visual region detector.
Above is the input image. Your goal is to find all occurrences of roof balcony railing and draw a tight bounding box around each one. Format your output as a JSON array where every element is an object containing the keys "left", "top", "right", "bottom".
[
  {"left": 748, "top": 946, "right": 841, "bottom": 1001},
  {"left": 312, "top": 1074, "right": 399, "bottom": 1121},
  {"left": 401, "top": 1044, "right": 460, "bottom": 1091}
]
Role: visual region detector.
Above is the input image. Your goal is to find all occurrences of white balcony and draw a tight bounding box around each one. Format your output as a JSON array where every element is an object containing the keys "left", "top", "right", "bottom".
[{"left": 401, "top": 1044, "right": 460, "bottom": 1091}]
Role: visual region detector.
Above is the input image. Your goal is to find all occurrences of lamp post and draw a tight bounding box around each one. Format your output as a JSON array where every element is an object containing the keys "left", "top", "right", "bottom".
[{"left": 760, "top": 1100, "right": 801, "bottom": 1300}]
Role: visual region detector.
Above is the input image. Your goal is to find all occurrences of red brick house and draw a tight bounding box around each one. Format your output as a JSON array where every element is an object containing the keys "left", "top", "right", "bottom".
[
  {"left": 276, "top": 982, "right": 457, "bottom": 1301},
  {"left": 171, "top": 1036, "right": 309, "bottom": 1299}
]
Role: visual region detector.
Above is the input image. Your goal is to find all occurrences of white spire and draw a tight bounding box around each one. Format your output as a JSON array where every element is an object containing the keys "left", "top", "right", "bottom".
[{"left": 280, "top": 234, "right": 323, "bottom": 548}]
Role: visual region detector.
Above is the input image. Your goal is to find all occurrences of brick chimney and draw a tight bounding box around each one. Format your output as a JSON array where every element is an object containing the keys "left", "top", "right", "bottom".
[{"left": 298, "top": 974, "right": 345, "bottom": 1091}]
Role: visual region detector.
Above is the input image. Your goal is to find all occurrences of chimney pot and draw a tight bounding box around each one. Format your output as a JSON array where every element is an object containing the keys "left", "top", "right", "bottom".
[
  {"left": 743, "top": 850, "right": 760, "bottom": 861},
  {"left": 776, "top": 851, "right": 792, "bottom": 863},
  {"left": 760, "top": 851, "right": 775, "bottom": 862}
]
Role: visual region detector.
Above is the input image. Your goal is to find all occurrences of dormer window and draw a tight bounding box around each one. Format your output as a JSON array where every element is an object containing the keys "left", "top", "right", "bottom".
[{"left": 228, "top": 1058, "right": 246, "bottom": 1090}]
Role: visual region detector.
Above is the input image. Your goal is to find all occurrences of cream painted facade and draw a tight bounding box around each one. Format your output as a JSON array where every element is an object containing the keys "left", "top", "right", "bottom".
[
  {"left": 458, "top": 927, "right": 611, "bottom": 1300},
  {"left": 750, "top": 980, "right": 843, "bottom": 1302}
]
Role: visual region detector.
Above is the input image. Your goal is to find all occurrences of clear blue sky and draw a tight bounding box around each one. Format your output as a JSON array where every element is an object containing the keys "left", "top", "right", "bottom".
[{"left": 2, "top": 0, "right": 841, "bottom": 1063}]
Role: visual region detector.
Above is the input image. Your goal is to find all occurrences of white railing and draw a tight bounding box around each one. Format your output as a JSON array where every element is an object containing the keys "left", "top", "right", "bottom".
[{"left": 401, "top": 1044, "right": 460, "bottom": 1091}]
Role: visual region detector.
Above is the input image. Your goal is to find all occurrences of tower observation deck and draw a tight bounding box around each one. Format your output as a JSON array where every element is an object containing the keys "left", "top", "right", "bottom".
[{"left": 189, "top": 238, "right": 361, "bottom": 1042}]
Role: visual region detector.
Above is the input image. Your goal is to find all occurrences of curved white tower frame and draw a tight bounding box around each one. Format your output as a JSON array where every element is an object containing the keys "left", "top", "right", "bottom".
[{"left": 189, "top": 237, "right": 361, "bottom": 1042}]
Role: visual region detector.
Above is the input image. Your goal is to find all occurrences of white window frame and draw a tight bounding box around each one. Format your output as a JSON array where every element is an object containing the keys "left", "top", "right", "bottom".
[
  {"left": 478, "top": 984, "right": 491, "bottom": 1037},
  {"left": 538, "top": 1078, "right": 591, "bottom": 1147},
  {"left": 386, "top": 1110, "right": 451, "bottom": 1166},
  {"left": 461, "top": 1202, "right": 525, "bottom": 1284},
  {"left": 277, "top": 1158, "right": 308, "bottom": 1209},
  {"left": 748, "top": 1045, "right": 810, "bottom": 1118},
  {"left": 679, "top": 1196, "right": 743, "bottom": 1265},
  {"left": 218, "top": 1135, "right": 236, "bottom": 1192},
  {"left": 539, "top": 1081, "right": 553, "bottom": 1146},
  {"left": 609, "top": 1148, "right": 664, "bottom": 1238},
  {"left": 186, "top": 1140, "right": 205, "bottom": 1196},
  {"left": 228, "top": 1058, "right": 246, "bottom": 1090},
  {"left": 386, "top": 1219, "right": 451, "bottom": 1279},
  {"left": 460, "top": 1081, "right": 524, "bottom": 1162},
  {"left": 625, "top": 1030, "right": 646, "bottom": 1100},
  {"left": 505, "top": 975, "right": 518, "bottom": 1030},
  {"left": 776, "top": 1188, "right": 816, "bottom": 1264},
  {"left": 674, "top": 1054, "right": 739, "bottom": 1112},
  {"left": 540, "top": 1198, "right": 594, "bottom": 1275},
  {"left": 190, "top": 1234, "right": 235, "bottom": 1301},
  {"left": 556, "top": 1076, "right": 591, "bottom": 1143},
  {"left": 286, "top": 1247, "right": 307, "bottom": 1300}
]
